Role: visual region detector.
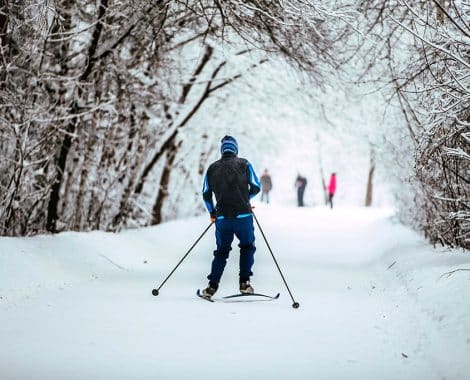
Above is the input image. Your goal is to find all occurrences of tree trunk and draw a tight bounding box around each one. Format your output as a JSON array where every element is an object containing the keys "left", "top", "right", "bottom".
[
  {"left": 46, "top": 116, "right": 77, "bottom": 232},
  {"left": 365, "top": 147, "right": 375, "bottom": 207},
  {"left": 315, "top": 133, "right": 328, "bottom": 205},
  {"left": 3, "top": 133, "right": 24, "bottom": 233},
  {"left": 73, "top": 114, "right": 99, "bottom": 230},
  {"left": 151, "top": 140, "right": 179, "bottom": 225}
]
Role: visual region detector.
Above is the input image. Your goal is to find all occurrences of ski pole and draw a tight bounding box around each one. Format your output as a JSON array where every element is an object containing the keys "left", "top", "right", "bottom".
[
  {"left": 252, "top": 212, "right": 300, "bottom": 309},
  {"left": 152, "top": 221, "right": 214, "bottom": 296}
]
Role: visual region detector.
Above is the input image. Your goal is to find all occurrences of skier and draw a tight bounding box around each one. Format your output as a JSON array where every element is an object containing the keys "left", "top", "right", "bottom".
[
  {"left": 260, "top": 168, "right": 273, "bottom": 204},
  {"left": 327, "top": 173, "right": 337, "bottom": 209},
  {"left": 295, "top": 174, "right": 307, "bottom": 207},
  {"left": 201, "top": 136, "right": 261, "bottom": 298}
]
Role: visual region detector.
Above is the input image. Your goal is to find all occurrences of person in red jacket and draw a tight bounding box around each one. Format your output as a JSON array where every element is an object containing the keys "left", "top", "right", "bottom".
[{"left": 327, "top": 173, "right": 337, "bottom": 209}]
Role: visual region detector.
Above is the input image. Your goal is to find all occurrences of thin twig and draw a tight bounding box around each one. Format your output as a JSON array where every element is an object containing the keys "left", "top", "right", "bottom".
[{"left": 440, "top": 268, "right": 470, "bottom": 279}]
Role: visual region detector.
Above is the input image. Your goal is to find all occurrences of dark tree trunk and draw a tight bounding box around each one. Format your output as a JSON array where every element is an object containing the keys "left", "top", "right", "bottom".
[
  {"left": 315, "top": 133, "right": 328, "bottom": 205},
  {"left": 151, "top": 140, "right": 179, "bottom": 225},
  {"left": 46, "top": 117, "right": 77, "bottom": 232},
  {"left": 365, "top": 147, "right": 375, "bottom": 207}
]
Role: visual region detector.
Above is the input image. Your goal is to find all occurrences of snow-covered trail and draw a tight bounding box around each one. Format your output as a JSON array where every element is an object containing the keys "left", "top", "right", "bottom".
[{"left": 1, "top": 206, "right": 469, "bottom": 380}]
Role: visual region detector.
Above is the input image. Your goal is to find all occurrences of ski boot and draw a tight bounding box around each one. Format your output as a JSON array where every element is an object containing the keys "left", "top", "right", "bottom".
[
  {"left": 201, "top": 282, "right": 218, "bottom": 298},
  {"left": 239, "top": 281, "right": 254, "bottom": 294}
]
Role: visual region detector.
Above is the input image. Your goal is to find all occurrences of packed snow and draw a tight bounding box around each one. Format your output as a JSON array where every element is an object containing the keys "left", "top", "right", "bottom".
[{"left": 1, "top": 204, "right": 469, "bottom": 380}]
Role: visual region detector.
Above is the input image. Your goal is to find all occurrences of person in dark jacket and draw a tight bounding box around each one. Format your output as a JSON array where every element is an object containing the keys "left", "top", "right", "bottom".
[
  {"left": 295, "top": 174, "right": 307, "bottom": 207},
  {"left": 201, "top": 136, "right": 261, "bottom": 298},
  {"left": 260, "top": 168, "right": 273, "bottom": 204}
]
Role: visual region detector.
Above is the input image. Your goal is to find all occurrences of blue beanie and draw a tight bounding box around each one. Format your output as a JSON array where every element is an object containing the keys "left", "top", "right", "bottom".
[{"left": 220, "top": 135, "right": 238, "bottom": 155}]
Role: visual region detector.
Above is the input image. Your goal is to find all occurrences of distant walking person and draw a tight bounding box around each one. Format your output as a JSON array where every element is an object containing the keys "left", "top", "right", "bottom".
[
  {"left": 201, "top": 136, "right": 261, "bottom": 299},
  {"left": 327, "top": 173, "right": 337, "bottom": 209},
  {"left": 260, "top": 169, "right": 273, "bottom": 203},
  {"left": 295, "top": 174, "right": 308, "bottom": 207}
]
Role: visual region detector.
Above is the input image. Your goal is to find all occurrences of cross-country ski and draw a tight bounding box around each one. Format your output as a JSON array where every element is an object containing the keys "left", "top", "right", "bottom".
[
  {"left": 196, "top": 289, "right": 280, "bottom": 302},
  {"left": 222, "top": 292, "right": 280, "bottom": 300}
]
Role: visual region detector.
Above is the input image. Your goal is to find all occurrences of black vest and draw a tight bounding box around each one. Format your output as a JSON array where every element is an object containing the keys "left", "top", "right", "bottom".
[{"left": 205, "top": 153, "right": 254, "bottom": 218}]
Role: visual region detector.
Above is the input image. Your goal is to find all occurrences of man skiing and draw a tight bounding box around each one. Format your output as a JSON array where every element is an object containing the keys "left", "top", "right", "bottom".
[
  {"left": 260, "top": 168, "right": 273, "bottom": 203},
  {"left": 201, "top": 136, "right": 261, "bottom": 298}
]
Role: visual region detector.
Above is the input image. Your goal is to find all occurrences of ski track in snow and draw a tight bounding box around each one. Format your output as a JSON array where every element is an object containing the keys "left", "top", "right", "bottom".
[{"left": 0, "top": 205, "right": 469, "bottom": 380}]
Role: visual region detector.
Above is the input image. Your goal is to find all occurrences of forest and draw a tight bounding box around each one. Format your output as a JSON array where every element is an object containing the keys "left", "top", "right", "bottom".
[{"left": 0, "top": 0, "right": 468, "bottom": 249}]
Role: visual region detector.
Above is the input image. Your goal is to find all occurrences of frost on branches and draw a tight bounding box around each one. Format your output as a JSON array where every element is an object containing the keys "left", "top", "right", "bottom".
[
  {"left": 362, "top": 0, "right": 470, "bottom": 249},
  {"left": 0, "top": 0, "right": 468, "bottom": 250},
  {"left": 0, "top": 0, "right": 356, "bottom": 235}
]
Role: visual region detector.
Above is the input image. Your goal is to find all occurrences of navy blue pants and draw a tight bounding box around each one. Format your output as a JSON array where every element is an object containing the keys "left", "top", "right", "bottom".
[{"left": 207, "top": 216, "right": 256, "bottom": 285}]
